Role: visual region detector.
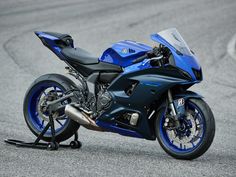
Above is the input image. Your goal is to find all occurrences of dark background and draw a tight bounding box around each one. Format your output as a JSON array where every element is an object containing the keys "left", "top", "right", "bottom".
[{"left": 0, "top": 0, "right": 236, "bottom": 176}]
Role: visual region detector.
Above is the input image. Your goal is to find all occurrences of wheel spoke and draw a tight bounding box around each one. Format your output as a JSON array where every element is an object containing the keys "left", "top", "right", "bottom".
[
  {"left": 41, "top": 120, "right": 44, "bottom": 127},
  {"left": 43, "top": 91, "right": 47, "bottom": 96},
  {"left": 196, "top": 123, "right": 203, "bottom": 129},
  {"left": 193, "top": 112, "right": 199, "bottom": 120},
  {"left": 194, "top": 134, "right": 202, "bottom": 139},
  {"left": 53, "top": 86, "right": 58, "bottom": 95},
  {"left": 56, "top": 119, "right": 63, "bottom": 126},
  {"left": 191, "top": 141, "right": 195, "bottom": 148}
]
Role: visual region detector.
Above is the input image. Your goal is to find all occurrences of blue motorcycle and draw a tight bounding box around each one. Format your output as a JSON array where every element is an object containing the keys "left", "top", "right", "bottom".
[{"left": 23, "top": 28, "right": 215, "bottom": 159}]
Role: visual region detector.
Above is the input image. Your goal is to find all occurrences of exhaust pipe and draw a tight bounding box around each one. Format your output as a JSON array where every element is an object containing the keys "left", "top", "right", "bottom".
[{"left": 65, "top": 105, "right": 103, "bottom": 131}]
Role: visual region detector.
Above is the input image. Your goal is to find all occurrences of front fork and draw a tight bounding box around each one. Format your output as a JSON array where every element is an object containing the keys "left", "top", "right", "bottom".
[
  {"left": 168, "top": 89, "right": 177, "bottom": 116},
  {"left": 164, "top": 89, "right": 181, "bottom": 128}
]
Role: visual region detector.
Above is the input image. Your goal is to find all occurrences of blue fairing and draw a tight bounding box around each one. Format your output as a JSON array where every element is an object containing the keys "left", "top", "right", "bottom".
[
  {"left": 151, "top": 33, "right": 201, "bottom": 81},
  {"left": 35, "top": 31, "right": 66, "bottom": 60},
  {"left": 96, "top": 120, "right": 143, "bottom": 138},
  {"left": 99, "top": 40, "right": 152, "bottom": 67},
  {"left": 100, "top": 32, "right": 201, "bottom": 81}
]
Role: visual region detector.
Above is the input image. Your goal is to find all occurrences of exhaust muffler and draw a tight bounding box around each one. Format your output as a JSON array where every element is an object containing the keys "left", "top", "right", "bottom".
[{"left": 65, "top": 105, "right": 103, "bottom": 131}]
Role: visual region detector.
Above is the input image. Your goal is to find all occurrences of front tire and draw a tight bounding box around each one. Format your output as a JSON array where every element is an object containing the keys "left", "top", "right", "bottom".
[
  {"left": 23, "top": 74, "right": 80, "bottom": 143},
  {"left": 155, "top": 98, "right": 215, "bottom": 160}
]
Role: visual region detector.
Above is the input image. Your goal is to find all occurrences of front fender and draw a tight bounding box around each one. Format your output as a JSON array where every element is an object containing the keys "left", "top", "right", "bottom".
[
  {"left": 171, "top": 91, "right": 203, "bottom": 116},
  {"left": 174, "top": 91, "right": 203, "bottom": 100}
]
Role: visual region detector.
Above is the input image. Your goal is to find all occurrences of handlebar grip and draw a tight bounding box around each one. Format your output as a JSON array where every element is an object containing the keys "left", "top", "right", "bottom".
[{"left": 132, "top": 54, "right": 148, "bottom": 64}]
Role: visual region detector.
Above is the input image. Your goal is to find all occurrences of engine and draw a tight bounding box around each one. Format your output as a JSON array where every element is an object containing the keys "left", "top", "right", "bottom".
[{"left": 96, "top": 87, "right": 112, "bottom": 112}]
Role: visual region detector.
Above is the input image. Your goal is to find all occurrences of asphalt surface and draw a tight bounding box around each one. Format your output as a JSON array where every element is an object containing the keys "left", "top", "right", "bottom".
[{"left": 0, "top": 0, "right": 236, "bottom": 176}]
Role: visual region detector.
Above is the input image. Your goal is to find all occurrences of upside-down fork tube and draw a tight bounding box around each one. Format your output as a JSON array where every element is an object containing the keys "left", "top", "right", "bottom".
[{"left": 168, "top": 89, "right": 177, "bottom": 116}]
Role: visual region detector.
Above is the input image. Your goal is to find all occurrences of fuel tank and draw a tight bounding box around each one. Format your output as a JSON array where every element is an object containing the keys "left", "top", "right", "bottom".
[{"left": 99, "top": 40, "right": 152, "bottom": 67}]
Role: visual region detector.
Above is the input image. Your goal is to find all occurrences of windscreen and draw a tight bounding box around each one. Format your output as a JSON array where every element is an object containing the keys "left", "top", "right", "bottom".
[{"left": 158, "top": 28, "right": 192, "bottom": 56}]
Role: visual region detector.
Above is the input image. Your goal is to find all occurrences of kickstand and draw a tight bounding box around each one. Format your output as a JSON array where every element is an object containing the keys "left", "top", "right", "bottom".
[{"left": 4, "top": 115, "right": 81, "bottom": 150}]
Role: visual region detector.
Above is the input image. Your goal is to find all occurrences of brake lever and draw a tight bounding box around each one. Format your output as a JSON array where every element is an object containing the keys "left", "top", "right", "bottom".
[
  {"left": 142, "top": 55, "right": 163, "bottom": 65},
  {"left": 132, "top": 54, "right": 148, "bottom": 64},
  {"left": 132, "top": 47, "right": 160, "bottom": 64}
]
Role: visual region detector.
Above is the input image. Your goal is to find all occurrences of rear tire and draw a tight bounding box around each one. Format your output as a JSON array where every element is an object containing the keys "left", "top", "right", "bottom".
[
  {"left": 23, "top": 74, "right": 80, "bottom": 143},
  {"left": 155, "top": 98, "right": 215, "bottom": 160}
]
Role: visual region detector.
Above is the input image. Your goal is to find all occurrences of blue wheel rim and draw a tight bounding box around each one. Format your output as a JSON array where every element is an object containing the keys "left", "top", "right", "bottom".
[
  {"left": 27, "top": 82, "right": 69, "bottom": 136},
  {"left": 159, "top": 101, "right": 206, "bottom": 153}
]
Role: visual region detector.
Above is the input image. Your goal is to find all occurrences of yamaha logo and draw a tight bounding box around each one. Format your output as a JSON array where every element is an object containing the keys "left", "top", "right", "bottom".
[{"left": 121, "top": 48, "right": 128, "bottom": 54}]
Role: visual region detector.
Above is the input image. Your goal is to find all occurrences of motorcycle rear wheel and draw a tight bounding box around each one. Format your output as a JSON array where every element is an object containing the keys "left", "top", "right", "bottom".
[{"left": 23, "top": 74, "right": 80, "bottom": 143}]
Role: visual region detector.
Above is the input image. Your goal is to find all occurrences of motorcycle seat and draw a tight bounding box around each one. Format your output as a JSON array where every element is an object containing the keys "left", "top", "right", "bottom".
[
  {"left": 61, "top": 47, "right": 122, "bottom": 76},
  {"left": 61, "top": 47, "right": 99, "bottom": 65}
]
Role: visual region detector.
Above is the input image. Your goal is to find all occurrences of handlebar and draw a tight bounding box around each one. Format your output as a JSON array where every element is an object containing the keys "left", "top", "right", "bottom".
[
  {"left": 132, "top": 47, "right": 161, "bottom": 64},
  {"left": 132, "top": 54, "right": 148, "bottom": 64}
]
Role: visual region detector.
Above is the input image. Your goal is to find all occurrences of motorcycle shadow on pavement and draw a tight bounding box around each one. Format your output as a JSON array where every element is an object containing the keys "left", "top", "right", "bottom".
[
  {"left": 62, "top": 140, "right": 233, "bottom": 163},
  {"left": 63, "top": 142, "right": 181, "bottom": 161}
]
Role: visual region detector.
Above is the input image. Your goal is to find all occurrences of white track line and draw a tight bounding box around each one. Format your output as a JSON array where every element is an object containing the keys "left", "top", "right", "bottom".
[{"left": 227, "top": 33, "right": 236, "bottom": 60}]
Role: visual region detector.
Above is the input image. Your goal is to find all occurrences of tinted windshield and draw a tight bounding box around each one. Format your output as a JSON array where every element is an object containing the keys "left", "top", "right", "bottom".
[{"left": 158, "top": 28, "right": 192, "bottom": 56}]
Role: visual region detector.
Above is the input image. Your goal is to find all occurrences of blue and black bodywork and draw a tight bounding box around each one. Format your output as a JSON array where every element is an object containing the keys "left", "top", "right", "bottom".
[{"left": 34, "top": 28, "right": 203, "bottom": 140}]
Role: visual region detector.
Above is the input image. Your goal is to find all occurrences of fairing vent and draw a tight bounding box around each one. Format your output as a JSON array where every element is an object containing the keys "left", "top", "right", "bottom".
[
  {"left": 125, "top": 81, "right": 139, "bottom": 96},
  {"left": 179, "top": 69, "right": 192, "bottom": 80},
  {"left": 192, "top": 68, "right": 203, "bottom": 81}
]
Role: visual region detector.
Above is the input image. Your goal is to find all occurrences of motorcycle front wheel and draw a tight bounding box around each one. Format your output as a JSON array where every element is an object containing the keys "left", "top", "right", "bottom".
[{"left": 155, "top": 98, "right": 215, "bottom": 160}]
